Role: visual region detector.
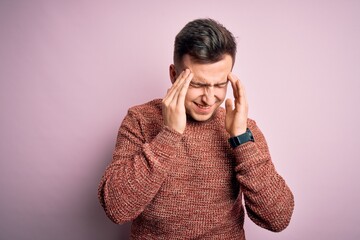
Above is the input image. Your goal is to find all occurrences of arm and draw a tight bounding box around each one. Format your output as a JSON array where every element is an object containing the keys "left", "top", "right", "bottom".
[
  {"left": 234, "top": 120, "right": 294, "bottom": 232},
  {"left": 98, "top": 110, "right": 182, "bottom": 224},
  {"left": 225, "top": 73, "right": 294, "bottom": 231},
  {"left": 98, "top": 69, "right": 193, "bottom": 224}
]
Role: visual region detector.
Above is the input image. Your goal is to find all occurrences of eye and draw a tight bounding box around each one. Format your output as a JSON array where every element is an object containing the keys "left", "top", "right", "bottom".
[
  {"left": 214, "top": 82, "right": 228, "bottom": 88},
  {"left": 189, "top": 82, "right": 204, "bottom": 88}
]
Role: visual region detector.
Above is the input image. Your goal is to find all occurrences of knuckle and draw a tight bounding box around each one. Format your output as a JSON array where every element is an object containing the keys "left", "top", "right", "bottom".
[{"left": 162, "top": 99, "right": 168, "bottom": 105}]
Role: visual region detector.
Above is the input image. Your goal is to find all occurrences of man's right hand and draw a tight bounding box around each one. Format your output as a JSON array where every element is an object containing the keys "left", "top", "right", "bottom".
[{"left": 162, "top": 69, "right": 193, "bottom": 134}]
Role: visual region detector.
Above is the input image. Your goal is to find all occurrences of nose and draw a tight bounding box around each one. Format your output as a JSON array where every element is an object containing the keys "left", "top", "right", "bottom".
[{"left": 201, "top": 86, "right": 216, "bottom": 105}]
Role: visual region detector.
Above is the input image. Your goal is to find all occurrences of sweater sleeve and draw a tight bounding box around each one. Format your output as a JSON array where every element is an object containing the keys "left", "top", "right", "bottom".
[
  {"left": 233, "top": 120, "right": 294, "bottom": 232},
  {"left": 98, "top": 109, "right": 182, "bottom": 224}
]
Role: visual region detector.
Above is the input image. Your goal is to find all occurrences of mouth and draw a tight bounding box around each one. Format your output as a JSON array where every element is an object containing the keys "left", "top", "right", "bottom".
[
  {"left": 193, "top": 102, "right": 214, "bottom": 114},
  {"left": 194, "top": 102, "right": 212, "bottom": 109}
]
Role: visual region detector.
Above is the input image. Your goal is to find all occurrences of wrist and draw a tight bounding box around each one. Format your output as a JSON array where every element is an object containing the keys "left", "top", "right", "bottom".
[
  {"left": 230, "top": 129, "right": 246, "bottom": 137},
  {"left": 228, "top": 128, "right": 254, "bottom": 148},
  {"left": 230, "top": 126, "right": 247, "bottom": 137}
]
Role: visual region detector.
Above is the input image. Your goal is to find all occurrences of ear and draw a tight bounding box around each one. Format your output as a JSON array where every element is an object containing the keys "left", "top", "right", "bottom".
[{"left": 169, "top": 64, "right": 177, "bottom": 84}]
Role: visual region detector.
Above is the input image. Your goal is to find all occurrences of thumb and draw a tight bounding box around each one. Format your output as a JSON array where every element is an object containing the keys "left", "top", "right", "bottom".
[{"left": 225, "top": 98, "right": 233, "bottom": 114}]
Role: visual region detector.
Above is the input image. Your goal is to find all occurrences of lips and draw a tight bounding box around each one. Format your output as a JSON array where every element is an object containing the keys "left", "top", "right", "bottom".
[
  {"left": 195, "top": 103, "right": 211, "bottom": 109},
  {"left": 194, "top": 102, "right": 213, "bottom": 114}
]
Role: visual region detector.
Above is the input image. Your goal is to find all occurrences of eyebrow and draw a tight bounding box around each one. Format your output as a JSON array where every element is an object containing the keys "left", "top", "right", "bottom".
[{"left": 190, "top": 80, "right": 228, "bottom": 87}]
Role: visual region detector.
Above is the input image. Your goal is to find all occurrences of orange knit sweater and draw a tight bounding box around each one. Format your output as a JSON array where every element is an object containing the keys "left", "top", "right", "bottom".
[{"left": 98, "top": 99, "right": 294, "bottom": 239}]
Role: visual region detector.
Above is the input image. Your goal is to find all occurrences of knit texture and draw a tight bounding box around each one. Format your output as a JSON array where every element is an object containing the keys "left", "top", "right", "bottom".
[{"left": 98, "top": 99, "right": 294, "bottom": 239}]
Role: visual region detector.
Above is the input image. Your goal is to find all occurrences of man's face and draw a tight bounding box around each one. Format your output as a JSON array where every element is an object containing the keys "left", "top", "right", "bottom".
[{"left": 172, "top": 54, "right": 233, "bottom": 122}]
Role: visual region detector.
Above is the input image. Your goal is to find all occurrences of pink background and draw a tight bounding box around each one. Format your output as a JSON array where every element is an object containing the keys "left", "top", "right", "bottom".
[{"left": 1, "top": 0, "right": 359, "bottom": 239}]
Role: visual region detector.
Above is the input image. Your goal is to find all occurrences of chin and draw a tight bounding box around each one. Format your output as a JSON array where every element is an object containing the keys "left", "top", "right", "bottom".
[{"left": 188, "top": 112, "right": 215, "bottom": 122}]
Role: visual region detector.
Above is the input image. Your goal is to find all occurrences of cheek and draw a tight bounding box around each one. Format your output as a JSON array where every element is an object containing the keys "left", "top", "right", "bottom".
[
  {"left": 185, "top": 89, "right": 199, "bottom": 101},
  {"left": 216, "top": 89, "right": 227, "bottom": 100}
]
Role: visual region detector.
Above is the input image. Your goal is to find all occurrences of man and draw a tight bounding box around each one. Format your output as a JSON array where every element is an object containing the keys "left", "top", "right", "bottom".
[{"left": 98, "top": 18, "right": 294, "bottom": 239}]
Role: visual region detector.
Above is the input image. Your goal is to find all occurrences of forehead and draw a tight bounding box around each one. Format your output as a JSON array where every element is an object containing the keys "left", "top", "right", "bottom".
[{"left": 181, "top": 54, "right": 233, "bottom": 83}]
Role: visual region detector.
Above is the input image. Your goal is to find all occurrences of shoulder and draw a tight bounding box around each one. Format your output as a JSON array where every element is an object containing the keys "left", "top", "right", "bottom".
[
  {"left": 127, "top": 98, "right": 162, "bottom": 119},
  {"left": 124, "top": 99, "right": 164, "bottom": 137},
  {"left": 119, "top": 99, "right": 164, "bottom": 141}
]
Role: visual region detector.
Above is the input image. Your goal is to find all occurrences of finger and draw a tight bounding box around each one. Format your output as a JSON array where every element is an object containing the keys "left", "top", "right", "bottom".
[
  {"left": 237, "top": 80, "right": 248, "bottom": 113},
  {"left": 225, "top": 98, "right": 233, "bottom": 114},
  {"left": 229, "top": 74, "right": 246, "bottom": 111},
  {"left": 164, "top": 69, "right": 189, "bottom": 103},
  {"left": 166, "top": 69, "right": 186, "bottom": 97},
  {"left": 228, "top": 73, "right": 239, "bottom": 100},
  {"left": 164, "top": 70, "right": 184, "bottom": 101},
  {"left": 176, "top": 71, "right": 193, "bottom": 105},
  {"left": 172, "top": 69, "right": 191, "bottom": 102}
]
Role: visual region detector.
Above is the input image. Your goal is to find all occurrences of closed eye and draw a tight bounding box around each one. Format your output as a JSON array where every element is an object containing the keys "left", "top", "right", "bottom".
[
  {"left": 190, "top": 81, "right": 228, "bottom": 89},
  {"left": 190, "top": 82, "right": 207, "bottom": 88},
  {"left": 214, "top": 82, "right": 228, "bottom": 88}
]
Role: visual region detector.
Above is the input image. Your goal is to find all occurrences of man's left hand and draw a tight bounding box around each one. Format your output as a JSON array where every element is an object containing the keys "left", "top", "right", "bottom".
[{"left": 225, "top": 73, "right": 248, "bottom": 137}]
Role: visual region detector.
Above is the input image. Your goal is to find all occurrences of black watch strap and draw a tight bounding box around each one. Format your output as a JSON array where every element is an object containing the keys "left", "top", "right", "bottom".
[{"left": 228, "top": 128, "right": 254, "bottom": 148}]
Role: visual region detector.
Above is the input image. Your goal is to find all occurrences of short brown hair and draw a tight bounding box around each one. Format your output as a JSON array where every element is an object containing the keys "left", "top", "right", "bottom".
[{"left": 173, "top": 18, "right": 237, "bottom": 67}]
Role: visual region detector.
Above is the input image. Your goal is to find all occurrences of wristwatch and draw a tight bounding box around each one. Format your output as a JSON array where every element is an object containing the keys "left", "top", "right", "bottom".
[{"left": 228, "top": 128, "right": 254, "bottom": 148}]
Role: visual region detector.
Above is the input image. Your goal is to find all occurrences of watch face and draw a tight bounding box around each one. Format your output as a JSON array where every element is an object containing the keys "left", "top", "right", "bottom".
[{"left": 247, "top": 129, "right": 254, "bottom": 141}]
